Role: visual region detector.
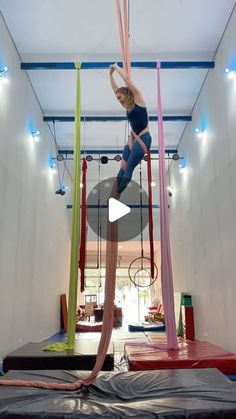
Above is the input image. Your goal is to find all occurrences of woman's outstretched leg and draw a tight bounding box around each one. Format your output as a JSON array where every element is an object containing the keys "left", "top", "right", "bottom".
[
  {"left": 117, "top": 167, "right": 125, "bottom": 189},
  {"left": 117, "top": 140, "right": 145, "bottom": 194},
  {"left": 114, "top": 144, "right": 131, "bottom": 198}
]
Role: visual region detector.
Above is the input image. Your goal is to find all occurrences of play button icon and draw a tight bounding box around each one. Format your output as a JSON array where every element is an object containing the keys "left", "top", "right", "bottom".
[
  {"left": 108, "top": 198, "right": 131, "bottom": 222},
  {"left": 86, "top": 177, "right": 149, "bottom": 242}
]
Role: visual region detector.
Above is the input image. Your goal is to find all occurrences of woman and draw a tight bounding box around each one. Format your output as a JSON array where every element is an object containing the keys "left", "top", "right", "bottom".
[{"left": 109, "top": 63, "right": 152, "bottom": 198}]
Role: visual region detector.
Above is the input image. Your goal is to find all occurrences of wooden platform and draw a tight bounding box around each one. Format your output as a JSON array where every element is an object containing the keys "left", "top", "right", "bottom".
[{"left": 3, "top": 340, "right": 114, "bottom": 373}]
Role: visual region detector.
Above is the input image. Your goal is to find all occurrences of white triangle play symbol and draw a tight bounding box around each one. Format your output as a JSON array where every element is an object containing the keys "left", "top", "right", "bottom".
[{"left": 108, "top": 198, "right": 131, "bottom": 222}]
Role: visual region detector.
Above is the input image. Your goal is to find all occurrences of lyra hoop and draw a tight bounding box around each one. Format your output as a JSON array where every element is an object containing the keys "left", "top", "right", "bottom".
[{"left": 128, "top": 256, "right": 158, "bottom": 288}]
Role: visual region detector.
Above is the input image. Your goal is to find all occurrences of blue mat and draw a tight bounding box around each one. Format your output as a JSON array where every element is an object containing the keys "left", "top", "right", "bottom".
[
  {"left": 128, "top": 322, "right": 165, "bottom": 332},
  {"left": 227, "top": 374, "right": 236, "bottom": 381}
]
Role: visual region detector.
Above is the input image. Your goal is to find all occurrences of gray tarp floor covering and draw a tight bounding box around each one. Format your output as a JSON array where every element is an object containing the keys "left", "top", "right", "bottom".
[{"left": 0, "top": 368, "right": 236, "bottom": 418}]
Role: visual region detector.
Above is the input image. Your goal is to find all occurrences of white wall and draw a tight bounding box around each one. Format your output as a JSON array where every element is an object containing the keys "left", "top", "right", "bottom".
[
  {"left": 0, "top": 14, "right": 72, "bottom": 362},
  {"left": 170, "top": 6, "right": 236, "bottom": 352}
]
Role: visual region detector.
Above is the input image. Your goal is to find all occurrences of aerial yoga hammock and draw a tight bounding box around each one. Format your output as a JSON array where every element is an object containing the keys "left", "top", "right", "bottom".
[{"left": 0, "top": 0, "right": 177, "bottom": 391}]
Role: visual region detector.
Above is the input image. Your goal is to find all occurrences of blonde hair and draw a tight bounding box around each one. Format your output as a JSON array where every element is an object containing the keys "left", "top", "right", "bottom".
[{"left": 116, "top": 86, "right": 134, "bottom": 107}]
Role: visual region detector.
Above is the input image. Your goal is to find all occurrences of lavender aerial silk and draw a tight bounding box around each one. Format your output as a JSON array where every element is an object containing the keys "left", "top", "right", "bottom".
[
  {"left": 127, "top": 63, "right": 178, "bottom": 351},
  {"left": 156, "top": 61, "right": 178, "bottom": 349}
]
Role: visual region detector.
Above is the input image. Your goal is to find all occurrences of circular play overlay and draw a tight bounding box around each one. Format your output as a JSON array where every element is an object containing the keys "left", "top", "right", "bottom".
[{"left": 86, "top": 177, "right": 149, "bottom": 242}]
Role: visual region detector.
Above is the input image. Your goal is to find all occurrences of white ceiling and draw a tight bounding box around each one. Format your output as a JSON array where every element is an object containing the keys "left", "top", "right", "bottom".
[
  {"left": 1, "top": 0, "right": 235, "bottom": 155},
  {"left": 0, "top": 0, "right": 235, "bottom": 195},
  {"left": 1, "top": 0, "right": 235, "bottom": 249},
  {"left": 1, "top": 0, "right": 235, "bottom": 59}
]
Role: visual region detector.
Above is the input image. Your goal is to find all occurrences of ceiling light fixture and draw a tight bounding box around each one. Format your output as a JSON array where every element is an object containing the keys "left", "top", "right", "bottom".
[
  {"left": 49, "top": 162, "right": 57, "bottom": 172},
  {"left": 224, "top": 67, "right": 236, "bottom": 80},
  {"left": 0, "top": 66, "right": 8, "bottom": 76},
  {"left": 31, "top": 130, "right": 41, "bottom": 141},
  {"left": 195, "top": 127, "right": 205, "bottom": 138},
  {"left": 178, "top": 157, "right": 187, "bottom": 172},
  {"left": 0, "top": 66, "right": 9, "bottom": 84}
]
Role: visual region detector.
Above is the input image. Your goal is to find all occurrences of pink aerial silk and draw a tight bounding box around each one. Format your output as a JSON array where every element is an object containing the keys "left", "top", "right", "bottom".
[
  {"left": 116, "top": 1, "right": 155, "bottom": 278},
  {"left": 116, "top": 1, "right": 178, "bottom": 349},
  {"left": 0, "top": 2, "right": 124, "bottom": 393},
  {"left": 116, "top": 0, "right": 131, "bottom": 76}
]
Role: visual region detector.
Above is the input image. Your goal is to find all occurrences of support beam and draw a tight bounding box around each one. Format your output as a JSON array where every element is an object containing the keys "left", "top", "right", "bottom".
[
  {"left": 21, "top": 61, "right": 215, "bottom": 70},
  {"left": 59, "top": 148, "right": 178, "bottom": 155},
  {"left": 67, "top": 204, "right": 160, "bottom": 209},
  {"left": 44, "top": 115, "right": 191, "bottom": 122}
]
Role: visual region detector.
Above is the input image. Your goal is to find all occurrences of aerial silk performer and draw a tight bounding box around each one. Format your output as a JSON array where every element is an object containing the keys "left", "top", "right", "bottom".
[
  {"left": 109, "top": 0, "right": 152, "bottom": 198},
  {"left": 113, "top": 0, "right": 178, "bottom": 350},
  {"left": 111, "top": 1, "right": 155, "bottom": 277},
  {"left": 109, "top": 63, "right": 152, "bottom": 198}
]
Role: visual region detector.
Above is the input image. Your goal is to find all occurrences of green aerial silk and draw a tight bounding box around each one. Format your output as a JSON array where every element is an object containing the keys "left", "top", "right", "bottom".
[
  {"left": 67, "top": 62, "right": 81, "bottom": 348},
  {"left": 44, "top": 62, "right": 81, "bottom": 351}
]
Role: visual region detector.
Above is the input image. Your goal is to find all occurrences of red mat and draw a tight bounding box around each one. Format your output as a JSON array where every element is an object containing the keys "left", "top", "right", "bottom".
[
  {"left": 60, "top": 294, "right": 102, "bottom": 333},
  {"left": 76, "top": 322, "right": 102, "bottom": 332},
  {"left": 125, "top": 338, "right": 236, "bottom": 374}
]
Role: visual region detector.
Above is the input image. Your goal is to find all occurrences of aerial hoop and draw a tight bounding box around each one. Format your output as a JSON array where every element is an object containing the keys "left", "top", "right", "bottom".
[
  {"left": 128, "top": 256, "right": 158, "bottom": 289},
  {"left": 127, "top": 163, "right": 157, "bottom": 289}
]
